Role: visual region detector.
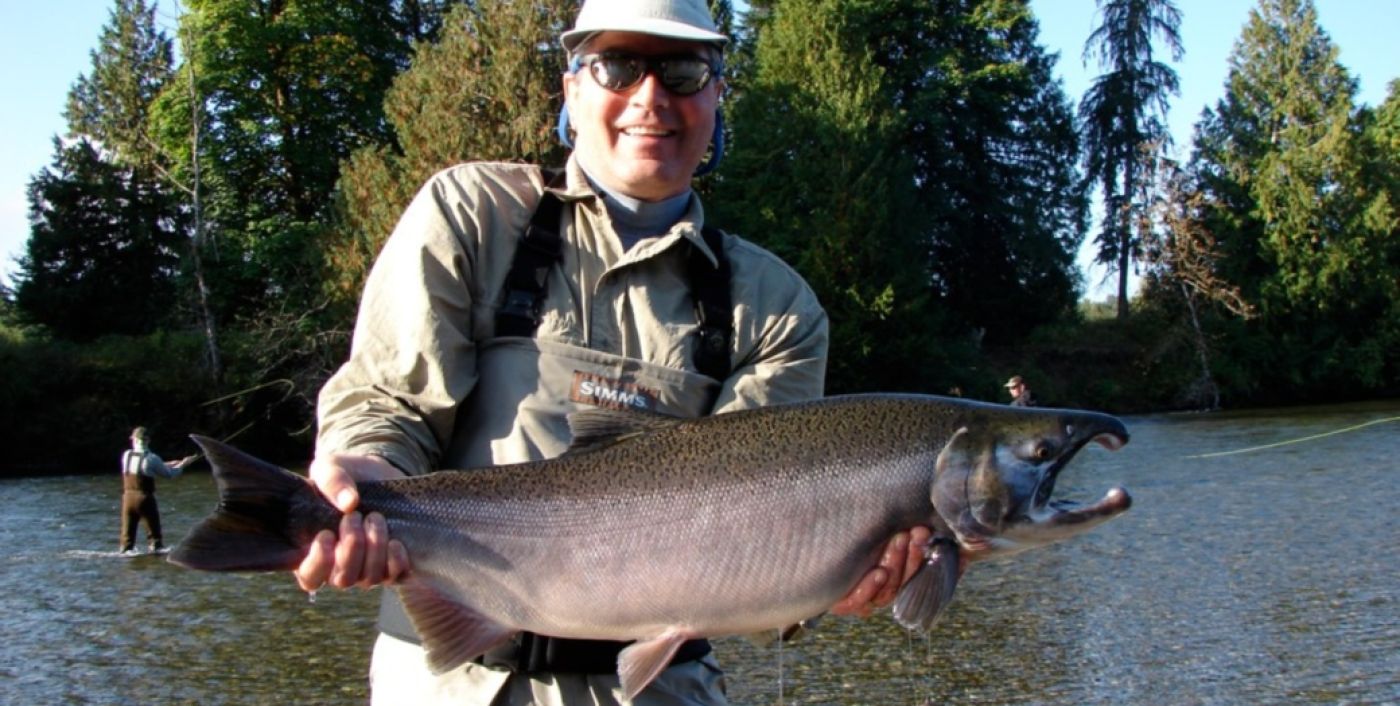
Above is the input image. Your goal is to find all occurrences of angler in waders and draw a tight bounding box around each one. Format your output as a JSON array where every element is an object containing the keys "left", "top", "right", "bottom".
[
  {"left": 119, "top": 426, "right": 194, "bottom": 555},
  {"left": 294, "top": 0, "right": 933, "bottom": 703}
]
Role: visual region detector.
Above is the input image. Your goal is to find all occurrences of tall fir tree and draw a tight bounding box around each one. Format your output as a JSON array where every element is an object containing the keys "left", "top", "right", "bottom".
[
  {"left": 65, "top": 0, "right": 174, "bottom": 175},
  {"left": 1078, "top": 0, "right": 1183, "bottom": 320},
  {"left": 1192, "top": 0, "right": 1394, "bottom": 398},
  {"left": 16, "top": 139, "right": 185, "bottom": 340},
  {"left": 724, "top": 0, "right": 1084, "bottom": 388},
  {"left": 904, "top": 0, "right": 1087, "bottom": 347},
  {"left": 327, "top": 0, "right": 580, "bottom": 306},
  {"left": 713, "top": 0, "right": 950, "bottom": 393},
  {"left": 14, "top": 0, "right": 184, "bottom": 341}
]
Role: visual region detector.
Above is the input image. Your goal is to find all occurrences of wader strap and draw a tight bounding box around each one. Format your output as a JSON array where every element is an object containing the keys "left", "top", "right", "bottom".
[
  {"left": 689, "top": 226, "right": 732, "bottom": 381},
  {"left": 123, "top": 450, "right": 144, "bottom": 475},
  {"left": 495, "top": 167, "right": 733, "bottom": 379},
  {"left": 478, "top": 633, "right": 712, "bottom": 675},
  {"left": 495, "top": 168, "right": 567, "bottom": 338}
]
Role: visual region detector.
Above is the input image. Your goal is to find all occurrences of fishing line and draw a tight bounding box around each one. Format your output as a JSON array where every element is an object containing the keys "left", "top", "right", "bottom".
[
  {"left": 184, "top": 378, "right": 295, "bottom": 461},
  {"left": 198, "top": 378, "right": 295, "bottom": 406},
  {"left": 1184, "top": 415, "right": 1400, "bottom": 459},
  {"left": 775, "top": 627, "right": 784, "bottom": 706},
  {"left": 182, "top": 420, "right": 256, "bottom": 464}
]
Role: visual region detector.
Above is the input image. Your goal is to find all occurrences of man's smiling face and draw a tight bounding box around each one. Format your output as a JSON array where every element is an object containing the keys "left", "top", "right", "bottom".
[{"left": 563, "top": 32, "right": 722, "bottom": 201}]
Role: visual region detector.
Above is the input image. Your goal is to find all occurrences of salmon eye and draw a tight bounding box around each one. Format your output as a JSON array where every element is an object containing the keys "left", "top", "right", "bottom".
[{"left": 1015, "top": 440, "right": 1057, "bottom": 463}]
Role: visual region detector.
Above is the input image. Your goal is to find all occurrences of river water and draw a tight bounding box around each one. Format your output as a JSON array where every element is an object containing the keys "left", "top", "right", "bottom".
[{"left": 2, "top": 400, "right": 1396, "bottom": 705}]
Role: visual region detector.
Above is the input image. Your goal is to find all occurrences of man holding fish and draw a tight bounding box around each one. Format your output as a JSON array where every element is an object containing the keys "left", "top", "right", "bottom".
[{"left": 295, "top": 0, "right": 930, "bottom": 702}]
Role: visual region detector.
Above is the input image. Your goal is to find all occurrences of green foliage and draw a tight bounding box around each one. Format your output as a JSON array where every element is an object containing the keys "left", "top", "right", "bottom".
[
  {"left": 1189, "top": 0, "right": 1398, "bottom": 400},
  {"left": 0, "top": 330, "right": 215, "bottom": 475},
  {"left": 65, "top": 0, "right": 174, "bottom": 173},
  {"left": 900, "top": 0, "right": 1088, "bottom": 345},
  {"left": 327, "top": 0, "right": 575, "bottom": 306},
  {"left": 713, "top": 0, "right": 947, "bottom": 393},
  {"left": 717, "top": 0, "right": 1083, "bottom": 393},
  {"left": 15, "top": 138, "right": 185, "bottom": 340},
  {"left": 151, "top": 0, "right": 414, "bottom": 315},
  {"left": 1079, "top": 0, "right": 1183, "bottom": 318}
]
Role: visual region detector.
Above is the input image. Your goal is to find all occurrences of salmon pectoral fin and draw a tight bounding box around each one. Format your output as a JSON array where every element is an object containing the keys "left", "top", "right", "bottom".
[
  {"left": 617, "top": 628, "right": 692, "bottom": 700},
  {"left": 891, "top": 537, "right": 961, "bottom": 632},
  {"left": 397, "top": 579, "right": 516, "bottom": 674}
]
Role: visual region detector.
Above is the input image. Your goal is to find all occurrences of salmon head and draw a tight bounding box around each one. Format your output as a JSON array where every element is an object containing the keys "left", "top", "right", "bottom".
[{"left": 929, "top": 403, "right": 1131, "bottom": 561}]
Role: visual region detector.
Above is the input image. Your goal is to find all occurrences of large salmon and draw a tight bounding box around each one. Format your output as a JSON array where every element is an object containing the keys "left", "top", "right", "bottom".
[{"left": 170, "top": 393, "right": 1131, "bottom": 698}]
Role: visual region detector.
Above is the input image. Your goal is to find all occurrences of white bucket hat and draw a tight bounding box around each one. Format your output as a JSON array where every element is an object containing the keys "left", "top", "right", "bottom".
[{"left": 561, "top": 0, "right": 729, "bottom": 54}]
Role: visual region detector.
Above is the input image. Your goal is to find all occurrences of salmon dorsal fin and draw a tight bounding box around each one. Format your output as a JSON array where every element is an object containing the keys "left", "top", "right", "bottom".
[
  {"left": 397, "top": 579, "right": 516, "bottom": 674},
  {"left": 565, "top": 408, "right": 685, "bottom": 454}
]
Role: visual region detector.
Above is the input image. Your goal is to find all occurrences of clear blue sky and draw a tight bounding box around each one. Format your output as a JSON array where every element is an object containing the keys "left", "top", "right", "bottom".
[{"left": 2, "top": 1, "right": 1396, "bottom": 297}]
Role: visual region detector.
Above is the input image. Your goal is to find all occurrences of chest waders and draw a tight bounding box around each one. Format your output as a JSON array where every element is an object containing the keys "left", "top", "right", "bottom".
[
  {"left": 384, "top": 169, "right": 732, "bottom": 675},
  {"left": 120, "top": 450, "right": 161, "bottom": 551},
  {"left": 495, "top": 169, "right": 734, "bottom": 382}
]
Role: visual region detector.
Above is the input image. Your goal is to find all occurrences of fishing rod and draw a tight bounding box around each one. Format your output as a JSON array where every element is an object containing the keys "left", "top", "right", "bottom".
[
  {"left": 180, "top": 379, "right": 296, "bottom": 464},
  {"left": 1185, "top": 415, "right": 1400, "bottom": 459}
]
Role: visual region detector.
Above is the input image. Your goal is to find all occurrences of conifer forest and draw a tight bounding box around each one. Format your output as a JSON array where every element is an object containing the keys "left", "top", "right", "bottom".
[{"left": 3, "top": 0, "right": 1396, "bottom": 472}]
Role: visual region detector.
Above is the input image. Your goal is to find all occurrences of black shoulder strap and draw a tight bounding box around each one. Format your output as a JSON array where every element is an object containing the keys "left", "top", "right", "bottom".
[
  {"left": 497, "top": 168, "right": 732, "bottom": 380},
  {"left": 689, "top": 226, "right": 732, "bottom": 381},
  {"left": 495, "top": 168, "right": 566, "bottom": 337}
]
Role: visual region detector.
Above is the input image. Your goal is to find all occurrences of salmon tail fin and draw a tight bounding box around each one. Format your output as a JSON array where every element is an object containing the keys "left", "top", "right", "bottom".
[{"left": 167, "top": 435, "right": 338, "bottom": 572}]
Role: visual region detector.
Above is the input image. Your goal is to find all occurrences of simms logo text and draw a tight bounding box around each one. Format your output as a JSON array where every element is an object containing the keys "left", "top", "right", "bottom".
[{"left": 570, "top": 371, "right": 659, "bottom": 411}]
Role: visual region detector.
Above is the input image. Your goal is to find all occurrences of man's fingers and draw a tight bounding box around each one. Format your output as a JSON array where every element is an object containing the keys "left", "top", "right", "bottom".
[
  {"left": 904, "top": 526, "right": 933, "bottom": 585},
  {"left": 831, "top": 568, "right": 887, "bottom": 617},
  {"left": 329, "top": 512, "right": 365, "bottom": 589},
  {"left": 308, "top": 456, "right": 360, "bottom": 513},
  {"left": 296, "top": 530, "right": 336, "bottom": 592},
  {"left": 358, "top": 512, "right": 389, "bottom": 587},
  {"left": 870, "top": 533, "right": 909, "bottom": 608},
  {"left": 386, "top": 539, "right": 411, "bottom": 584}
]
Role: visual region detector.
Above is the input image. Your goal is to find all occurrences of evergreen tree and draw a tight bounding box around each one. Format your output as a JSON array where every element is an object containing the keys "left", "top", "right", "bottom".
[
  {"left": 65, "top": 0, "right": 174, "bottom": 174},
  {"left": 1079, "top": 0, "right": 1183, "bottom": 320},
  {"left": 1192, "top": 0, "right": 1394, "bottom": 398},
  {"left": 906, "top": 0, "right": 1087, "bottom": 346},
  {"left": 327, "top": 0, "right": 578, "bottom": 304},
  {"left": 1362, "top": 80, "right": 1400, "bottom": 256},
  {"left": 14, "top": 0, "right": 185, "bottom": 341},
  {"left": 15, "top": 139, "right": 185, "bottom": 340},
  {"left": 713, "top": 0, "right": 950, "bottom": 393},
  {"left": 724, "top": 0, "right": 1084, "bottom": 383},
  {"left": 152, "top": 0, "right": 413, "bottom": 313}
]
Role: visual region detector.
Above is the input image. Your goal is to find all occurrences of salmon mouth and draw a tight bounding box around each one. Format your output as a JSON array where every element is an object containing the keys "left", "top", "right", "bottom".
[{"left": 1031, "top": 428, "right": 1130, "bottom": 512}]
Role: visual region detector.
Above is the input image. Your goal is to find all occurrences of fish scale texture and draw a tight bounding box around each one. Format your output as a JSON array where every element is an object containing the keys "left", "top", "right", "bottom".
[{"left": 340, "top": 395, "right": 1125, "bottom": 642}]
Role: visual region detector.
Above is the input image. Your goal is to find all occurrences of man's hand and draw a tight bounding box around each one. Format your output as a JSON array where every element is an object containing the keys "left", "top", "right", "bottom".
[
  {"left": 829, "top": 526, "right": 933, "bottom": 618},
  {"left": 294, "top": 453, "right": 412, "bottom": 592}
]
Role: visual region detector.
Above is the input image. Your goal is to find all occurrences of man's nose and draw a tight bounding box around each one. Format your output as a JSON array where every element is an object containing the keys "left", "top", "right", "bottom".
[{"left": 629, "top": 71, "right": 670, "bottom": 108}]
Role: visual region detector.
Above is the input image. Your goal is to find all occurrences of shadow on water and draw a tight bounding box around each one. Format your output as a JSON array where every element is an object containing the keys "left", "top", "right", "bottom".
[{"left": 2, "top": 399, "right": 1397, "bottom": 704}]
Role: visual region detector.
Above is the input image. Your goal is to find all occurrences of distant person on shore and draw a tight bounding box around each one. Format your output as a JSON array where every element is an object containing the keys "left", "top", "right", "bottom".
[
  {"left": 1004, "top": 375, "right": 1037, "bottom": 407},
  {"left": 119, "top": 426, "right": 194, "bottom": 555}
]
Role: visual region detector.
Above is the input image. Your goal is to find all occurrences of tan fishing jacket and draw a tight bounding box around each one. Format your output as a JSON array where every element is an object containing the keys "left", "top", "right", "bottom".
[{"left": 317, "top": 158, "right": 828, "bottom": 473}]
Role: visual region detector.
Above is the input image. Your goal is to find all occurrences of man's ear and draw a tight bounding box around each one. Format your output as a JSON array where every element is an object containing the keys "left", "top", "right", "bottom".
[{"left": 562, "top": 70, "right": 580, "bottom": 102}]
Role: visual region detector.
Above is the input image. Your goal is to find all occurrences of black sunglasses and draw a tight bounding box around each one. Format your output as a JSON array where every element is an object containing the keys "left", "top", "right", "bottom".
[{"left": 575, "top": 52, "right": 719, "bottom": 96}]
